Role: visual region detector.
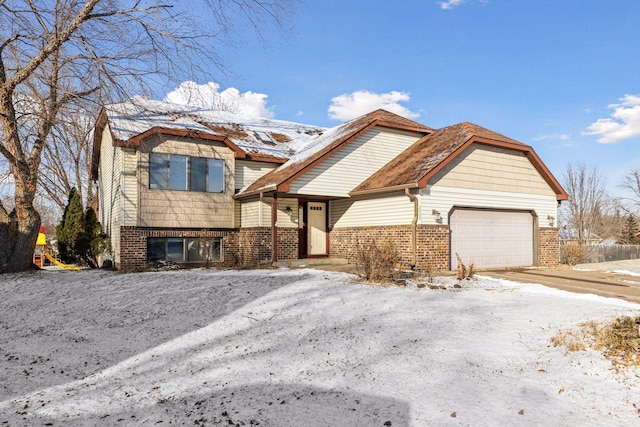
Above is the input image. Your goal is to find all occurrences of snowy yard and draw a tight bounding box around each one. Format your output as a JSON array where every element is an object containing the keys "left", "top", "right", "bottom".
[{"left": 1, "top": 265, "right": 640, "bottom": 426}]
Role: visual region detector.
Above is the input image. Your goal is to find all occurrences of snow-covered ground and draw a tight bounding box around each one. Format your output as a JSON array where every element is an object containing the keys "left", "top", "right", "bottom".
[{"left": 1, "top": 263, "right": 640, "bottom": 426}]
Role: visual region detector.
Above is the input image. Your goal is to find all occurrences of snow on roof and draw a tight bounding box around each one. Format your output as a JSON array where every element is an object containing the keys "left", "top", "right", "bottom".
[
  {"left": 236, "top": 109, "right": 431, "bottom": 196},
  {"left": 104, "top": 97, "right": 325, "bottom": 160},
  {"left": 233, "top": 122, "right": 356, "bottom": 195}
]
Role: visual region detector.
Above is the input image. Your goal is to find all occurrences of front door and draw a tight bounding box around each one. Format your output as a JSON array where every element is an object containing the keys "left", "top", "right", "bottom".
[{"left": 307, "top": 202, "right": 327, "bottom": 256}]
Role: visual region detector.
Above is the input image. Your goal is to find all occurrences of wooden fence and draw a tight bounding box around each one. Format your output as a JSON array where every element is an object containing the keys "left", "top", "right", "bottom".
[{"left": 560, "top": 242, "right": 640, "bottom": 264}]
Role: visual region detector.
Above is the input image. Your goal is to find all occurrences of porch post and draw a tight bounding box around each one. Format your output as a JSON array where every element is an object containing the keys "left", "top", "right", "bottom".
[{"left": 272, "top": 193, "right": 278, "bottom": 263}]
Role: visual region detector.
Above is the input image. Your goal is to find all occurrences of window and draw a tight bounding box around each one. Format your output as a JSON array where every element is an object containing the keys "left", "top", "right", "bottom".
[
  {"left": 147, "top": 237, "right": 222, "bottom": 263},
  {"left": 208, "top": 158, "right": 224, "bottom": 193},
  {"left": 170, "top": 155, "right": 188, "bottom": 190},
  {"left": 149, "top": 153, "right": 169, "bottom": 189},
  {"left": 189, "top": 157, "right": 207, "bottom": 192},
  {"left": 149, "top": 153, "right": 225, "bottom": 193},
  {"left": 254, "top": 131, "right": 275, "bottom": 144}
]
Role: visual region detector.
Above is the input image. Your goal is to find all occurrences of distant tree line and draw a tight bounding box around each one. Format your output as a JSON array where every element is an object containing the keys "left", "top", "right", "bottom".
[{"left": 562, "top": 162, "right": 640, "bottom": 245}]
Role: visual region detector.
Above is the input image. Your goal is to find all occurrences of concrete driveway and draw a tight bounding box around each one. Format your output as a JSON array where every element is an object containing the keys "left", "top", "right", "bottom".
[{"left": 484, "top": 266, "right": 640, "bottom": 304}]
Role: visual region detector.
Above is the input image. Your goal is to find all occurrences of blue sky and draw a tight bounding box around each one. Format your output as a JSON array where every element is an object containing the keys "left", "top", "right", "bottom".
[{"left": 160, "top": 0, "right": 640, "bottom": 198}]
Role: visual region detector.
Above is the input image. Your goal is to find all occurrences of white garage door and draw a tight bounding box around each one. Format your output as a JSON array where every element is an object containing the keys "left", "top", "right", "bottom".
[{"left": 450, "top": 209, "right": 533, "bottom": 269}]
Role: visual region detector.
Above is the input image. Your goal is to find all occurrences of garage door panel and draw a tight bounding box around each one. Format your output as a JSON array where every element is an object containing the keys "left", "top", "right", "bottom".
[{"left": 451, "top": 209, "right": 533, "bottom": 269}]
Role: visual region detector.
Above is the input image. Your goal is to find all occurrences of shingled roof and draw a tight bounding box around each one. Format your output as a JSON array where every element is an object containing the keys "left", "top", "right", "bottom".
[
  {"left": 91, "top": 98, "right": 325, "bottom": 179},
  {"left": 235, "top": 109, "right": 433, "bottom": 197},
  {"left": 351, "top": 122, "right": 568, "bottom": 200}
]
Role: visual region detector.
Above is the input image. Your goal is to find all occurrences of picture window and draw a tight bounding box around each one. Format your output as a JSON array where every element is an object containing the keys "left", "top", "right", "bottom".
[{"left": 149, "top": 153, "right": 225, "bottom": 193}]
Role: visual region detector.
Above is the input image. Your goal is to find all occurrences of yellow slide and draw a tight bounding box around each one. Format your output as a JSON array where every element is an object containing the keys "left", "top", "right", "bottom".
[{"left": 43, "top": 252, "right": 81, "bottom": 271}]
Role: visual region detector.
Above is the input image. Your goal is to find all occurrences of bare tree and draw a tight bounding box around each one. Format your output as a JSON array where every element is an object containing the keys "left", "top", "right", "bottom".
[
  {"left": 39, "top": 101, "right": 97, "bottom": 211},
  {"left": 0, "top": 0, "right": 295, "bottom": 273},
  {"left": 622, "top": 169, "right": 640, "bottom": 214},
  {"left": 562, "top": 162, "right": 609, "bottom": 245}
]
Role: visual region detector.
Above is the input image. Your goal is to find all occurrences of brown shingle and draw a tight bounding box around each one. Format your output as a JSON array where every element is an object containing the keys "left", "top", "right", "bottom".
[{"left": 351, "top": 122, "right": 567, "bottom": 201}]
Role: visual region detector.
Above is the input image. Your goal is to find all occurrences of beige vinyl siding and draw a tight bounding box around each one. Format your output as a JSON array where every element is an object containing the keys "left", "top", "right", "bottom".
[
  {"left": 234, "top": 201, "right": 241, "bottom": 228},
  {"left": 137, "top": 135, "right": 236, "bottom": 228},
  {"left": 235, "top": 160, "right": 278, "bottom": 191},
  {"left": 430, "top": 144, "right": 556, "bottom": 196},
  {"left": 331, "top": 192, "right": 415, "bottom": 228},
  {"left": 97, "top": 124, "right": 123, "bottom": 267},
  {"left": 420, "top": 185, "right": 558, "bottom": 227},
  {"left": 276, "top": 198, "right": 299, "bottom": 228},
  {"left": 121, "top": 148, "right": 138, "bottom": 226},
  {"left": 238, "top": 197, "right": 299, "bottom": 228},
  {"left": 290, "top": 127, "right": 421, "bottom": 197},
  {"left": 239, "top": 197, "right": 268, "bottom": 228}
]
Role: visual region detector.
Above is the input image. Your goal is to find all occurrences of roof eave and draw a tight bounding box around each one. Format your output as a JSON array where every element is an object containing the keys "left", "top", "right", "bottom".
[
  {"left": 349, "top": 182, "right": 420, "bottom": 197},
  {"left": 234, "top": 184, "right": 278, "bottom": 199},
  {"left": 114, "top": 127, "right": 248, "bottom": 159}
]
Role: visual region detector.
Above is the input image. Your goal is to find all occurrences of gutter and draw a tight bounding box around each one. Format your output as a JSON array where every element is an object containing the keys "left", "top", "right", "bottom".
[
  {"left": 405, "top": 188, "right": 419, "bottom": 269},
  {"left": 234, "top": 184, "right": 278, "bottom": 200},
  {"left": 349, "top": 182, "right": 419, "bottom": 197}
]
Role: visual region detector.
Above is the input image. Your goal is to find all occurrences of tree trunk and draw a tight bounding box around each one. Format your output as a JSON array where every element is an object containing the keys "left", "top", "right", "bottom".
[
  {"left": 0, "top": 163, "right": 41, "bottom": 273},
  {"left": 0, "top": 200, "right": 41, "bottom": 273}
]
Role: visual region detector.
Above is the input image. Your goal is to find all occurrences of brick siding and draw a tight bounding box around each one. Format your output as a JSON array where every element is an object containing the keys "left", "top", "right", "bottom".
[
  {"left": 276, "top": 228, "right": 299, "bottom": 261},
  {"left": 119, "top": 227, "right": 234, "bottom": 272},
  {"left": 538, "top": 227, "right": 560, "bottom": 266},
  {"left": 118, "top": 224, "right": 559, "bottom": 272},
  {"left": 119, "top": 227, "right": 147, "bottom": 272},
  {"left": 329, "top": 224, "right": 450, "bottom": 272},
  {"left": 119, "top": 226, "right": 298, "bottom": 271}
]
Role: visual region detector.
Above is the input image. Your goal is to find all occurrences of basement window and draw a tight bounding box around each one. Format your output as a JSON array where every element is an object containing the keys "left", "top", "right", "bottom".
[{"left": 147, "top": 237, "right": 222, "bottom": 263}]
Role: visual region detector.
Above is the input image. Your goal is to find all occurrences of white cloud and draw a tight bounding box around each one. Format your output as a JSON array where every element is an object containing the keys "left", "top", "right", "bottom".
[
  {"left": 438, "top": 0, "right": 489, "bottom": 10},
  {"left": 532, "top": 133, "right": 573, "bottom": 147},
  {"left": 164, "top": 81, "right": 274, "bottom": 119},
  {"left": 328, "top": 90, "right": 420, "bottom": 121},
  {"left": 438, "top": 0, "right": 465, "bottom": 9},
  {"left": 584, "top": 94, "right": 640, "bottom": 144}
]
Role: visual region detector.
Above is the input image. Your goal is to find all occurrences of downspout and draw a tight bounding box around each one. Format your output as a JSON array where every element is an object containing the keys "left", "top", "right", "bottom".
[{"left": 405, "top": 188, "right": 418, "bottom": 269}]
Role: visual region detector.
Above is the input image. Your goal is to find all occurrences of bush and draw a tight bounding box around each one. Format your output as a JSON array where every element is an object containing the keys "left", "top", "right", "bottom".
[
  {"left": 354, "top": 239, "right": 400, "bottom": 282},
  {"left": 552, "top": 316, "right": 640, "bottom": 367},
  {"left": 455, "top": 253, "right": 475, "bottom": 280},
  {"left": 56, "top": 189, "right": 106, "bottom": 268},
  {"left": 587, "top": 316, "right": 640, "bottom": 366},
  {"left": 561, "top": 243, "right": 587, "bottom": 266}
]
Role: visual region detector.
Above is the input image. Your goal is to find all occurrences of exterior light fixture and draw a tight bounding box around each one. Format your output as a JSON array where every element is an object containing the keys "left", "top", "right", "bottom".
[
  {"left": 432, "top": 209, "right": 442, "bottom": 221},
  {"left": 547, "top": 215, "right": 555, "bottom": 226}
]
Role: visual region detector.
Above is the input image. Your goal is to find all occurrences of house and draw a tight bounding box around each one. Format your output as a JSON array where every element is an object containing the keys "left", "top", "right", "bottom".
[
  {"left": 559, "top": 225, "right": 603, "bottom": 246},
  {"left": 91, "top": 98, "right": 568, "bottom": 272}
]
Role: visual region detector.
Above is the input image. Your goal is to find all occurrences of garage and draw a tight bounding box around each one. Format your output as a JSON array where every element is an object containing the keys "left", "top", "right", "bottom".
[{"left": 450, "top": 209, "right": 534, "bottom": 269}]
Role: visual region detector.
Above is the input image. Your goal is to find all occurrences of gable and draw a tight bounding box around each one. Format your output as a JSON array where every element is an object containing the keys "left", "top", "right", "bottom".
[
  {"left": 430, "top": 143, "right": 557, "bottom": 196},
  {"left": 236, "top": 109, "right": 432, "bottom": 198},
  {"left": 289, "top": 127, "right": 423, "bottom": 197},
  {"left": 351, "top": 122, "right": 568, "bottom": 201}
]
